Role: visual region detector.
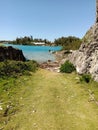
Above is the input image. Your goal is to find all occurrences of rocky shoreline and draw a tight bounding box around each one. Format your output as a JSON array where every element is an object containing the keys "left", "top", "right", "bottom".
[
  {"left": 39, "top": 50, "right": 70, "bottom": 72},
  {"left": 39, "top": 61, "right": 60, "bottom": 72}
]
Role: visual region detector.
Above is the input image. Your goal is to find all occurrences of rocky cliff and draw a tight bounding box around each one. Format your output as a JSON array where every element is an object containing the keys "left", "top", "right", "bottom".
[
  {"left": 67, "top": 0, "right": 98, "bottom": 81},
  {"left": 68, "top": 42, "right": 98, "bottom": 81},
  {"left": 82, "top": 25, "right": 95, "bottom": 44},
  {"left": 0, "top": 46, "right": 26, "bottom": 61}
]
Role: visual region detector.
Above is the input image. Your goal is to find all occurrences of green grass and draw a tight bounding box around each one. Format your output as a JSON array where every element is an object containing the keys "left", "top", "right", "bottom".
[{"left": 0, "top": 69, "right": 98, "bottom": 130}]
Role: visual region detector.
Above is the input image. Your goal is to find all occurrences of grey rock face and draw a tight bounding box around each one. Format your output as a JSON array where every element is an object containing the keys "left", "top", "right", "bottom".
[
  {"left": 68, "top": 42, "right": 98, "bottom": 81},
  {"left": 68, "top": 0, "right": 98, "bottom": 81},
  {"left": 83, "top": 25, "right": 95, "bottom": 44}
]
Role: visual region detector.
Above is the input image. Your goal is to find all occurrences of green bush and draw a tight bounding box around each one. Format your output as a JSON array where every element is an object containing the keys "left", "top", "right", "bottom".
[
  {"left": 80, "top": 74, "right": 91, "bottom": 83},
  {"left": 54, "top": 36, "right": 82, "bottom": 50},
  {"left": 0, "top": 60, "right": 38, "bottom": 78},
  {"left": 60, "top": 60, "right": 75, "bottom": 73}
]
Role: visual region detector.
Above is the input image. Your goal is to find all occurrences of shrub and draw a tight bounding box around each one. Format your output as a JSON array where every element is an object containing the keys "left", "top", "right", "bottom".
[
  {"left": 80, "top": 74, "right": 91, "bottom": 83},
  {"left": 54, "top": 36, "right": 82, "bottom": 50},
  {"left": 60, "top": 60, "right": 75, "bottom": 73},
  {"left": 0, "top": 60, "right": 38, "bottom": 78}
]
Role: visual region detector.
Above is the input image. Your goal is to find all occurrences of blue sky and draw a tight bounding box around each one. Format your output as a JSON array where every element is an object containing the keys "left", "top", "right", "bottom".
[{"left": 0, "top": 0, "right": 95, "bottom": 41}]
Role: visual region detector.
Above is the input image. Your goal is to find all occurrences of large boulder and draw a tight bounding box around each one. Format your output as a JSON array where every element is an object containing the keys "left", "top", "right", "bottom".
[{"left": 0, "top": 46, "right": 26, "bottom": 61}]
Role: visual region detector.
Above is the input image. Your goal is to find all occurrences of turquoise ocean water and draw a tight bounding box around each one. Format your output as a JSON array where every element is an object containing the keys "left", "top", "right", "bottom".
[{"left": 4, "top": 44, "right": 61, "bottom": 63}]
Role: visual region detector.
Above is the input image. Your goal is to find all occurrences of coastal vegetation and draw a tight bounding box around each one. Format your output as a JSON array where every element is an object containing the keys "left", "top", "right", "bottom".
[
  {"left": 54, "top": 36, "right": 82, "bottom": 50},
  {"left": 80, "top": 74, "right": 92, "bottom": 83},
  {"left": 60, "top": 60, "right": 76, "bottom": 73},
  {"left": 9, "top": 36, "right": 52, "bottom": 45},
  {"left": 4, "top": 36, "right": 82, "bottom": 51},
  {"left": 0, "top": 60, "right": 38, "bottom": 78},
  {"left": 0, "top": 40, "right": 98, "bottom": 129},
  {"left": 0, "top": 69, "right": 98, "bottom": 129},
  {"left": 0, "top": 30, "right": 97, "bottom": 129}
]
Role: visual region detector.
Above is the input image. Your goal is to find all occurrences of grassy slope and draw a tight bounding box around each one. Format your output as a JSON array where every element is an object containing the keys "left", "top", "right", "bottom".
[{"left": 0, "top": 69, "right": 98, "bottom": 130}]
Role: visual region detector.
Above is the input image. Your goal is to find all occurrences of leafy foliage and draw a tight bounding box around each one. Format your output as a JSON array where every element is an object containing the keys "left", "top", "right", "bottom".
[
  {"left": 0, "top": 60, "right": 38, "bottom": 78},
  {"left": 80, "top": 74, "right": 92, "bottom": 83},
  {"left": 60, "top": 60, "right": 75, "bottom": 73},
  {"left": 10, "top": 36, "right": 52, "bottom": 45},
  {"left": 54, "top": 36, "right": 82, "bottom": 50}
]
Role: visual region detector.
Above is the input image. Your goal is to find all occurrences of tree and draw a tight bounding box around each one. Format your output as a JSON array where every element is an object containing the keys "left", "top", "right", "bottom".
[{"left": 54, "top": 36, "right": 82, "bottom": 50}]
